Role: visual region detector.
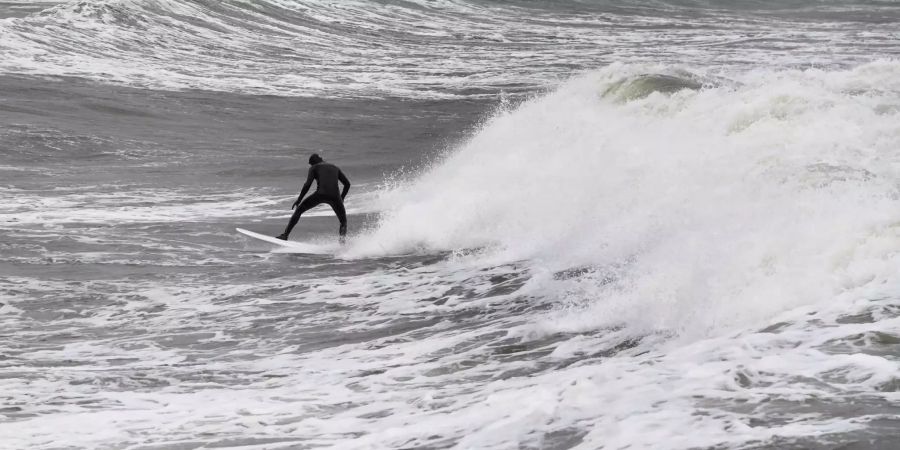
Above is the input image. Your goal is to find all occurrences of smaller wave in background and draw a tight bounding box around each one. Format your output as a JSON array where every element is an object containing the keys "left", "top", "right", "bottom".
[{"left": 1, "top": 0, "right": 898, "bottom": 98}]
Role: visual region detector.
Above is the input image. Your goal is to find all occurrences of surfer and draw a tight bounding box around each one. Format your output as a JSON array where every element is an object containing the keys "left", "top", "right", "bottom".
[{"left": 277, "top": 153, "right": 351, "bottom": 240}]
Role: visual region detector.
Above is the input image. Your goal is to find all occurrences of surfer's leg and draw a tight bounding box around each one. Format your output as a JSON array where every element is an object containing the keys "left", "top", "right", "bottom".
[
  {"left": 326, "top": 199, "right": 348, "bottom": 238},
  {"left": 279, "top": 194, "right": 323, "bottom": 239}
]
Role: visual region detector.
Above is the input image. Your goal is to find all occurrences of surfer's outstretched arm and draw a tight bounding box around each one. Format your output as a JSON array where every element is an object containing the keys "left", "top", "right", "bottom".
[
  {"left": 293, "top": 167, "right": 316, "bottom": 209},
  {"left": 339, "top": 170, "right": 351, "bottom": 201}
]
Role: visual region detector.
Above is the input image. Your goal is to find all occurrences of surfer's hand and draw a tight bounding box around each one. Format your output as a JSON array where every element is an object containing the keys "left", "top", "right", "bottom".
[{"left": 292, "top": 199, "right": 300, "bottom": 209}]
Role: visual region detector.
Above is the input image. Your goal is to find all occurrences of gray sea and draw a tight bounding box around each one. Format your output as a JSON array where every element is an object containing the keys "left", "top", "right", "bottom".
[{"left": 2, "top": 1, "right": 900, "bottom": 449}]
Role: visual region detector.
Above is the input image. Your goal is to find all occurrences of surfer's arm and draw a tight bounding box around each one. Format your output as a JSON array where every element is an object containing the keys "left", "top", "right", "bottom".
[
  {"left": 339, "top": 170, "right": 351, "bottom": 200},
  {"left": 293, "top": 168, "right": 316, "bottom": 209}
]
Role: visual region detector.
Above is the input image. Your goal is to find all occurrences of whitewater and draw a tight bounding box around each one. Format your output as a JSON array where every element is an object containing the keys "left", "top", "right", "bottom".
[{"left": 1, "top": 1, "right": 900, "bottom": 449}]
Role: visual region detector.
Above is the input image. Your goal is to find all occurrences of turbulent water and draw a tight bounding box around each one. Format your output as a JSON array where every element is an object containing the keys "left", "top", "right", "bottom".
[{"left": 2, "top": 1, "right": 900, "bottom": 449}]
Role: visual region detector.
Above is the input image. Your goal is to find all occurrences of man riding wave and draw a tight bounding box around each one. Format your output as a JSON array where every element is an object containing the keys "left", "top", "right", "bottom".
[{"left": 277, "top": 153, "right": 351, "bottom": 240}]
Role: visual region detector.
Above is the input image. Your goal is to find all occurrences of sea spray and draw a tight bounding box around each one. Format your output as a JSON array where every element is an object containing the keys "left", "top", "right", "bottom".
[{"left": 354, "top": 62, "right": 900, "bottom": 339}]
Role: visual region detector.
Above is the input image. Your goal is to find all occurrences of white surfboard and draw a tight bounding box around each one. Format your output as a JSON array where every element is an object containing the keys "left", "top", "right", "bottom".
[{"left": 236, "top": 228, "right": 330, "bottom": 254}]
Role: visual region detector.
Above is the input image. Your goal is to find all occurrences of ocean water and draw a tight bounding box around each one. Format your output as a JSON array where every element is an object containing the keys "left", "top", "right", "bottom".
[{"left": 2, "top": 1, "right": 900, "bottom": 449}]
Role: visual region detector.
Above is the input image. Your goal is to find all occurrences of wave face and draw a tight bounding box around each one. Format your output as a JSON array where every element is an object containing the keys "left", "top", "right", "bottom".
[
  {"left": 356, "top": 61, "right": 900, "bottom": 338},
  {"left": 1, "top": 0, "right": 899, "bottom": 97}
]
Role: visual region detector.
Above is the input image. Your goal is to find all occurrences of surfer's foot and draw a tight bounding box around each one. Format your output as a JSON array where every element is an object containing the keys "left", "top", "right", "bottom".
[{"left": 276, "top": 233, "right": 288, "bottom": 241}]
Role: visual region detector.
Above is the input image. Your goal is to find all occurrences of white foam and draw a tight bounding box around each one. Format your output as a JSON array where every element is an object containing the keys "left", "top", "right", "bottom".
[
  {"left": 353, "top": 61, "right": 900, "bottom": 339},
  {"left": 2, "top": 252, "right": 898, "bottom": 448}
]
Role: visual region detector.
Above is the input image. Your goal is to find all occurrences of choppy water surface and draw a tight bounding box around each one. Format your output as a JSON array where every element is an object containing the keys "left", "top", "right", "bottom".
[{"left": 2, "top": 1, "right": 900, "bottom": 449}]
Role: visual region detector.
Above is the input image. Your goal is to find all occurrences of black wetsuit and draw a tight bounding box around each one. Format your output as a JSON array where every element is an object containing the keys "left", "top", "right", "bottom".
[{"left": 282, "top": 162, "right": 350, "bottom": 237}]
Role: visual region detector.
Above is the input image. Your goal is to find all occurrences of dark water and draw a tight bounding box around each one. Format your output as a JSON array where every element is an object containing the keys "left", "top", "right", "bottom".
[{"left": 2, "top": 1, "right": 900, "bottom": 449}]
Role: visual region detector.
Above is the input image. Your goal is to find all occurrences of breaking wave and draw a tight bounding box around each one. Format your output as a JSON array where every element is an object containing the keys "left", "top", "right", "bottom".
[{"left": 355, "top": 61, "right": 900, "bottom": 339}]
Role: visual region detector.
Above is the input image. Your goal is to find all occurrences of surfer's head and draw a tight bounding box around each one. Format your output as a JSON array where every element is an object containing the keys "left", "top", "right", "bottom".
[{"left": 308, "top": 153, "right": 323, "bottom": 165}]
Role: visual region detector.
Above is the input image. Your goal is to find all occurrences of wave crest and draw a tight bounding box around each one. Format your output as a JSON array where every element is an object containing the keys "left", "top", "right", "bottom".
[{"left": 351, "top": 62, "right": 900, "bottom": 337}]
